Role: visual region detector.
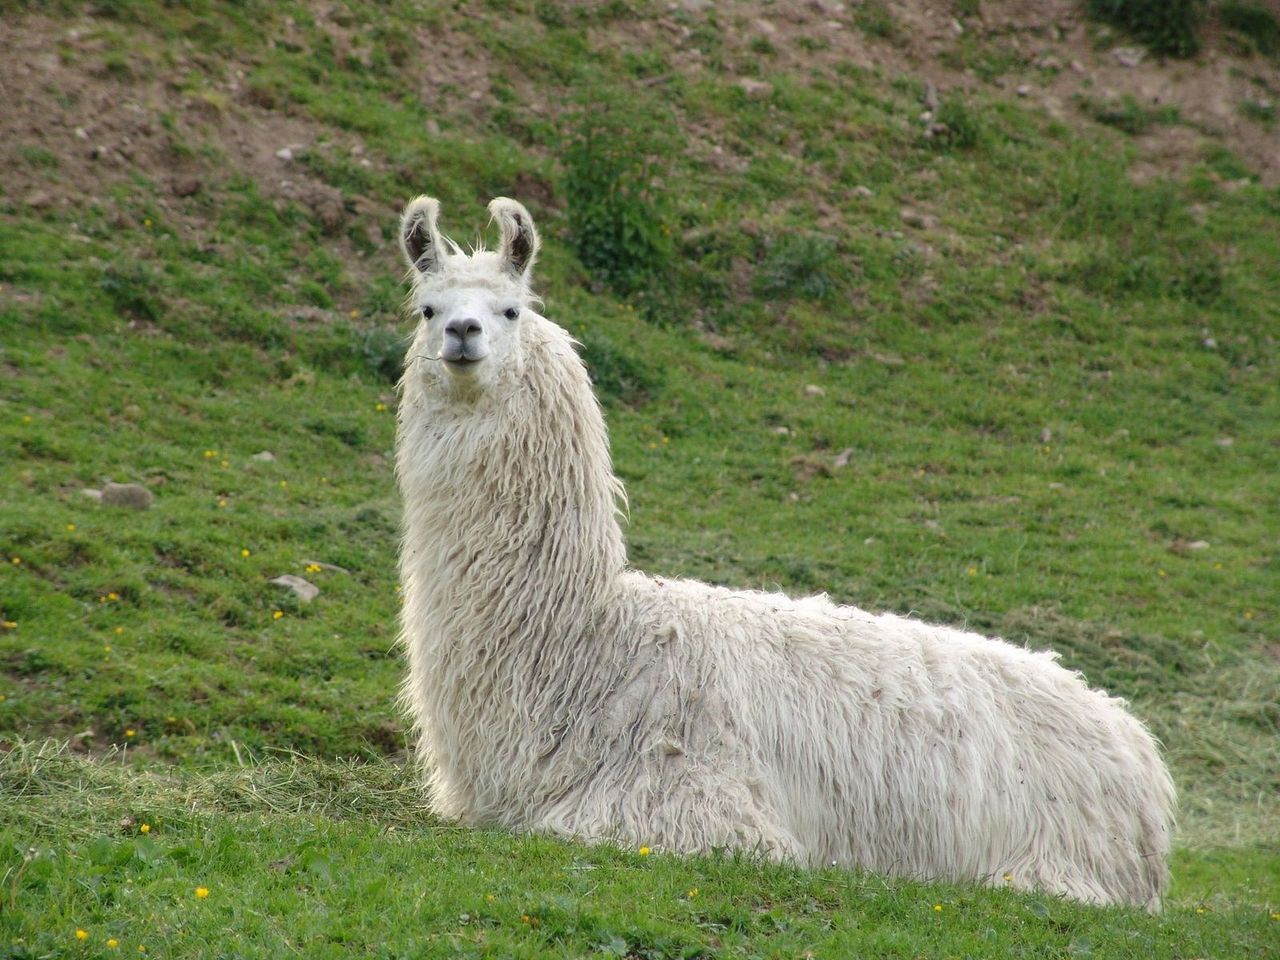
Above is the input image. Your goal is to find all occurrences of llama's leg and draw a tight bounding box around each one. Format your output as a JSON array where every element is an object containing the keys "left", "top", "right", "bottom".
[{"left": 530, "top": 776, "right": 802, "bottom": 864}]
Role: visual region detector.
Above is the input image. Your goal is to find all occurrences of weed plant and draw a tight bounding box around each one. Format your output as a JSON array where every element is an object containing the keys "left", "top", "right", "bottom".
[{"left": 1086, "top": 0, "right": 1207, "bottom": 57}]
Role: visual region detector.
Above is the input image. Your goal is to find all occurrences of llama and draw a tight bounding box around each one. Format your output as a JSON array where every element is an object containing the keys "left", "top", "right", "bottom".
[{"left": 394, "top": 196, "right": 1176, "bottom": 910}]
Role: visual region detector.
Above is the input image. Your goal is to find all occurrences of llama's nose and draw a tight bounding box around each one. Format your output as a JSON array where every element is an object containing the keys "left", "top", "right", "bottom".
[{"left": 445, "top": 317, "right": 482, "bottom": 340}]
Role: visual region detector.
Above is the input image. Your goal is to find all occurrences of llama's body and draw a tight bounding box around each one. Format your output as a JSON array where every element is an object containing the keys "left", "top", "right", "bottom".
[{"left": 395, "top": 197, "right": 1175, "bottom": 910}]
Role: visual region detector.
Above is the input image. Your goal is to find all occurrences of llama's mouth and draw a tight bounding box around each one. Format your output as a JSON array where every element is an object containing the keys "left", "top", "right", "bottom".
[{"left": 443, "top": 355, "right": 482, "bottom": 374}]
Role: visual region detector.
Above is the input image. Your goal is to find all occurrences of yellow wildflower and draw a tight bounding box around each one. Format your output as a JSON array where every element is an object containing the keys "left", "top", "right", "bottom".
[
  {"left": 638, "top": 846, "right": 651, "bottom": 856},
  {"left": 1, "top": 621, "right": 15, "bottom": 630},
  {"left": 195, "top": 887, "right": 209, "bottom": 899},
  {"left": 241, "top": 548, "right": 251, "bottom": 557},
  {"left": 966, "top": 566, "right": 977, "bottom": 576},
  {"left": 67, "top": 523, "right": 76, "bottom": 532},
  {"left": 10, "top": 557, "right": 20, "bottom": 565},
  {"left": 107, "top": 938, "right": 119, "bottom": 949},
  {"left": 272, "top": 610, "right": 284, "bottom": 620},
  {"left": 114, "top": 626, "right": 124, "bottom": 635},
  {"left": 76, "top": 929, "right": 89, "bottom": 941},
  {"left": 375, "top": 402, "right": 387, "bottom": 412},
  {"left": 139, "top": 824, "right": 150, "bottom": 834},
  {"left": 933, "top": 904, "right": 943, "bottom": 912},
  {"left": 125, "top": 729, "right": 135, "bottom": 738}
]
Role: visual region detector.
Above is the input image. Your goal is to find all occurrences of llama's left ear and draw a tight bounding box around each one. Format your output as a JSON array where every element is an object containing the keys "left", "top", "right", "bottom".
[
  {"left": 400, "top": 196, "right": 443, "bottom": 275},
  {"left": 489, "top": 197, "right": 539, "bottom": 283}
]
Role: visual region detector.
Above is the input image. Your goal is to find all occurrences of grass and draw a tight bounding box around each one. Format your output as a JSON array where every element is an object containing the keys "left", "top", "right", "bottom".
[
  {"left": 2, "top": 0, "right": 1278, "bottom": 956},
  {"left": 5, "top": 743, "right": 1277, "bottom": 959}
]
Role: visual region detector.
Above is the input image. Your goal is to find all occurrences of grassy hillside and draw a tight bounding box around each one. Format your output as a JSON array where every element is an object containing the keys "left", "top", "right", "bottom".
[{"left": 2, "top": 1, "right": 1278, "bottom": 956}]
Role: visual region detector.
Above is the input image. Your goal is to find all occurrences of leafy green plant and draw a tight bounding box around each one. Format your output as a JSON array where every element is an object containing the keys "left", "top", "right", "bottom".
[
  {"left": 563, "top": 87, "right": 678, "bottom": 299},
  {"left": 1085, "top": 0, "right": 1207, "bottom": 57},
  {"left": 358, "top": 326, "right": 408, "bottom": 384},
  {"left": 929, "top": 95, "right": 985, "bottom": 149},
  {"left": 1219, "top": 1, "right": 1280, "bottom": 57},
  {"left": 1080, "top": 93, "right": 1181, "bottom": 134},
  {"left": 755, "top": 234, "right": 844, "bottom": 302},
  {"left": 575, "top": 327, "right": 664, "bottom": 406}
]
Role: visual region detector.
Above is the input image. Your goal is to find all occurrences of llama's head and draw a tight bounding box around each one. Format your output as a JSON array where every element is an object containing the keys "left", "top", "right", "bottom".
[{"left": 399, "top": 196, "right": 540, "bottom": 394}]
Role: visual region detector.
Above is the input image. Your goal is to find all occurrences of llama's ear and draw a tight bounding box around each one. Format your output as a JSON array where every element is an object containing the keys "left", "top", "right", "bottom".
[
  {"left": 489, "top": 197, "right": 539, "bottom": 282},
  {"left": 400, "top": 196, "right": 443, "bottom": 275}
]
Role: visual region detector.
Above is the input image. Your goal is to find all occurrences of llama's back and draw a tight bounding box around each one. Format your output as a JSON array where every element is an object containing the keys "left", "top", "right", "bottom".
[{"left": 620, "top": 573, "right": 1174, "bottom": 908}]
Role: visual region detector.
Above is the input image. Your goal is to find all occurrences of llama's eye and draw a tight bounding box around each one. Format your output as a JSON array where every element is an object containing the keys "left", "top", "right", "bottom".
[
  {"left": 503, "top": 307, "right": 519, "bottom": 321},
  {"left": 421, "top": 305, "right": 435, "bottom": 319}
]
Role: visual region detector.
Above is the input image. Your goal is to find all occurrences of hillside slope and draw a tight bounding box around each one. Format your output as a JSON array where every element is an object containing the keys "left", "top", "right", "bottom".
[{"left": 2, "top": 0, "right": 1278, "bottom": 955}]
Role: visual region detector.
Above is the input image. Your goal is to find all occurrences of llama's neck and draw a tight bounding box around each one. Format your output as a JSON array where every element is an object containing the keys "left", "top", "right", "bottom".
[{"left": 396, "top": 318, "right": 627, "bottom": 664}]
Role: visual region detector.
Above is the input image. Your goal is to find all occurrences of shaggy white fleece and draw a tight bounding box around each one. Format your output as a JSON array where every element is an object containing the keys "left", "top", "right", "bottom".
[{"left": 395, "top": 196, "right": 1175, "bottom": 910}]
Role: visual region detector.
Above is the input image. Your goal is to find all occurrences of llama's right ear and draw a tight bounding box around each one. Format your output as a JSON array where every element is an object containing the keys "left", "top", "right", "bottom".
[{"left": 400, "top": 196, "right": 443, "bottom": 275}]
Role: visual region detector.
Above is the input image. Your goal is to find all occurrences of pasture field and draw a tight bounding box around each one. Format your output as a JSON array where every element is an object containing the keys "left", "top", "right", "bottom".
[{"left": 2, "top": 1, "right": 1278, "bottom": 956}]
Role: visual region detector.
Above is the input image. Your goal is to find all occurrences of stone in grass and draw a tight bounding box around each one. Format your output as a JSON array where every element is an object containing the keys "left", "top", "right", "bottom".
[
  {"left": 269, "top": 574, "right": 320, "bottom": 602},
  {"left": 100, "top": 482, "right": 153, "bottom": 510}
]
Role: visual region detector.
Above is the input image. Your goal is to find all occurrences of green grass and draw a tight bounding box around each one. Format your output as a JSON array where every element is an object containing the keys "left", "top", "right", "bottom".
[
  {"left": 2, "top": 0, "right": 1279, "bottom": 955},
  {"left": 4, "top": 744, "right": 1277, "bottom": 959}
]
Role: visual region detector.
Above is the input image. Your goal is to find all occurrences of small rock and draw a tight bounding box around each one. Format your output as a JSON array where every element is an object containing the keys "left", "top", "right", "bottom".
[
  {"left": 1187, "top": 540, "right": 1210, "bottom": 550},
  {"left": 1215, "top": 437, "right": 1234, "bottom": 447},
  {"left": 923, "top": 519, "right": 944, "bottom": 533},
  {"left": 833, "top": 447, "right": 855, "bottom": 468},
  {"left": 100, "top": 482, "right": 153, "bottom": 510},
  {"left": 1038, "top": 55, "right": 1061, "bottom": 70},
  {"left": 1112, "top": 47, "right": 1144, "bottom": 68},
  {"left": 1040, "top": 427, "right": 1052, "bottom": 444},
  {"left": 269, "top": 574, "right": 320, "bottom": 602},
  {"left": 426, "top": 119, "right": 441, "bottom": 136},
  {"left": 1048, "top": 482, "right": 1065, "bottom": 490},
  {"left": 737, "top": 78, "right": 774, "bottom": 100},
  {"left": 899, "top": 208, "right": 939, "bottom": 230},
  {"left": 1015, "top": 84, "right": 1032, "bottom": 97},
  {"left": 1070, "top": 59, "right": 1086, "bottom": 74},
  {"left": 275, "top": 146, "right": 293, "bottom": 161},
  {"left": 81, "top": 488, "right": 103, "bottom": 502},
  {"left": 74, "top": 126, "right": 88, "bottom": 140},
  {"left": 24, "top": 190, "right": 53, "bottom": 209},
  {"left": 851, "top": 185, "right": 874, "bottom": 199},
  {"left": 1202, "top": 336, "right": 1217, "bottom": 349},
  {"left": 251, "top": 451, "right": 277, "bottom": 462},
  {"left": 950, "top": 18, "right": 964, "bottom": 35},
  {"left": 923, "top": 80, "right": 939, "bottom": 112},
  {"left": 772, "top": 426, "right": 791, "bottom": 436},
  {"left": 171, "top": 177, "right": 201, "bottom": 197},
  {"left": 804, "top": 384, "right": 825, "bottom": 397}
]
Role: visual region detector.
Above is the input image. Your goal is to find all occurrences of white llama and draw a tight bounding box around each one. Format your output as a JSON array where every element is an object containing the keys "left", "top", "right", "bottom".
[{"left": 394, "top": 196, "right": 1175, "bottom": 910}]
